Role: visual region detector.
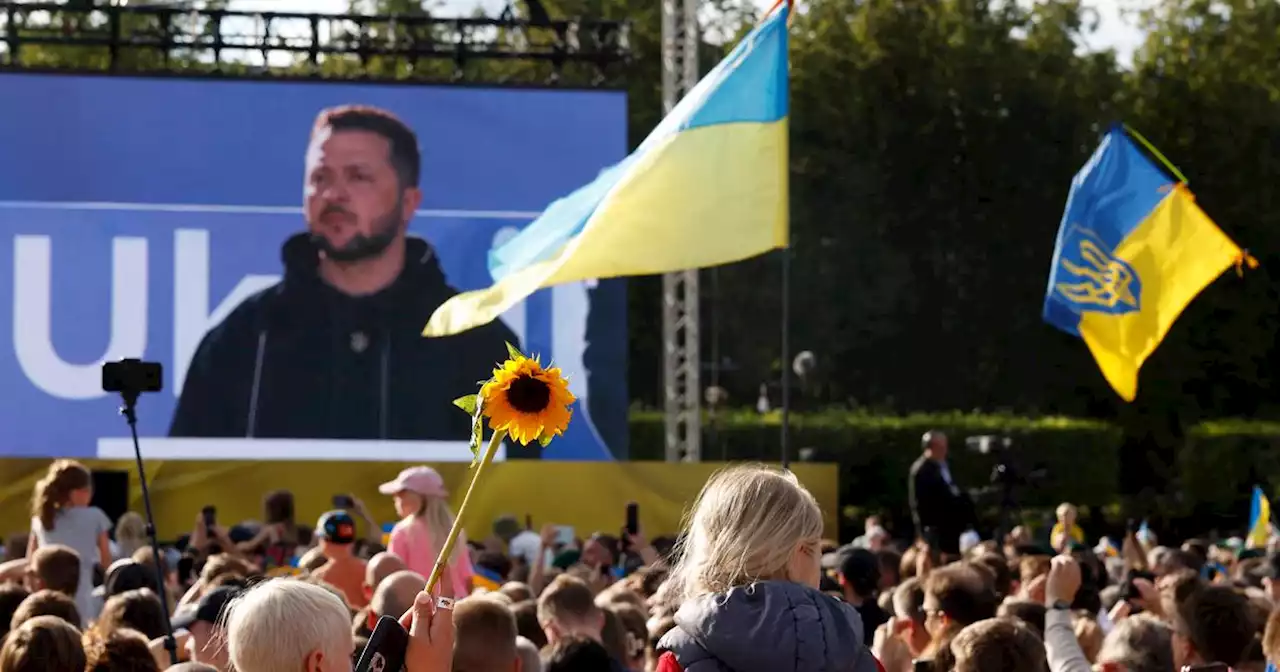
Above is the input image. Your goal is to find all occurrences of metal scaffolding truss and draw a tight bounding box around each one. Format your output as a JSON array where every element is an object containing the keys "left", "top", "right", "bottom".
[
  {"left": 0, "top": 1, "right": 630, "bottom": 84},
  {"left": 661, "top": 0, "right": 700, "bottom": 463}
]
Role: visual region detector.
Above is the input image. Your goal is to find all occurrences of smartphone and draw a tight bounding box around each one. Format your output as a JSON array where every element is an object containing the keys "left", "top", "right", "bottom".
[
  {"left": 1120, "top": 569, "right": 1155, "bottom": 601},
  {"left": 912, "top": 659, "right": 933, "bottom": 672},
  {"left": 201, "top": 506, "right": 216, "bottom": 529},
  {"left": 178, "top": 555, "right": 196, "bottom": 585},
  {"left": 555, "top": 525, "right": 575, "bottom": 546},
  {"left": 354, "top": 616, "right": 408, "bottom": 672},
  {"left": 625, "top": 502, "right": 639, "bottom": 536},
  {"left": 333, "top": 494, "right": 354, "bottom": 510}
]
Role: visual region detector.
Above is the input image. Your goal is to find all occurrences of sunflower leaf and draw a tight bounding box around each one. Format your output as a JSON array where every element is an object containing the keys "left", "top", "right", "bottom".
[
  {"left": 505, "top": 341, "right": 524, "bottom": 361},
  {"left": 452, "top": 394, "right": 478, "bottom": 415},
  {"left": 470, "top": 423, "right": 483, "bottom": 467},
  {"left": 467, "top": 395, "right": 486, "bottom": 468}
]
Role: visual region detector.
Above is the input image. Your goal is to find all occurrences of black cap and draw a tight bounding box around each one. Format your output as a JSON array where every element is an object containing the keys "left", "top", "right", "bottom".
[
  {"left": 228, "top": 524, "right": 257, "bottom": 545},
  {"left": 316, "top": 511, "right": 358, "bottom": 545},
  {"left": 172, "top": 586, "right": 241, "bottom": 630},
  {"left": 836, "top": 546, "right": 881, "bottom": 598}
]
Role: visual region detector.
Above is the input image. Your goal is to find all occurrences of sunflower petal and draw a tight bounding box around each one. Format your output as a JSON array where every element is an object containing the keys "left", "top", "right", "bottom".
[{"left": 453, "top": 394, "right": 478, "bottom": 415}]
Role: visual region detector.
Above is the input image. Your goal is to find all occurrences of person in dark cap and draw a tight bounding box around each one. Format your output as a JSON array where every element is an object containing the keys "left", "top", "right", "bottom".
[
  {"left": 172, "top": 585, "right": 241, "bottom": 670},
  {"left": 311, "top": 510, "right": 368, "bottom": 609},
  {"left": 836, "top": 546, "right": 888, "bottom": 643}
]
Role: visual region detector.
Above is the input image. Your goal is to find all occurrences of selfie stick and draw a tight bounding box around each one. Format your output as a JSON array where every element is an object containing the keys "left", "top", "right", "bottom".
[
  {"left": 424, "top": 429, "right": 508, "bottom": 593},
  {"left": 115, "top": 389, "right": 179, "bottom": 666}
]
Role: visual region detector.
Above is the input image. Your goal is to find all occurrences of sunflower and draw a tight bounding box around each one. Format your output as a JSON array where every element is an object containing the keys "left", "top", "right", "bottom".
[{"left": 478, "top": 352, "right": 575, "bottom": 446}]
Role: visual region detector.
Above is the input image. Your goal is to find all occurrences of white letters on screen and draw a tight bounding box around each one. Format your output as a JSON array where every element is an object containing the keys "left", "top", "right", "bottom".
[{"left": 14, "top": 235, "right": 149, "bottom": 399}]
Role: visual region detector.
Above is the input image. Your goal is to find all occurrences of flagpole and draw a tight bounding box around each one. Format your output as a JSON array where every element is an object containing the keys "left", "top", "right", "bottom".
[
  {"left": 780, "top": 243, "right": 791, "bottom": 470},
  {"left": 777, "top": 0, "right": 792, "bottom": 471}
]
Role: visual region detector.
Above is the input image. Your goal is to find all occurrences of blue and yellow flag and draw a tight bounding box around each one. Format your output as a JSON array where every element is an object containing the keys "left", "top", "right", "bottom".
[
  {"left": 472, "top": 565, "right": 504, "bottom": 593},
  {"left": 1248, "top": 485, "right": 1271, "bottom": 549},
  {"left": 1043, "top": 126, "right": 1252, "bottom": 400},
  {"left": 424, "top": 3, "right": 790, "bottom": 336}
]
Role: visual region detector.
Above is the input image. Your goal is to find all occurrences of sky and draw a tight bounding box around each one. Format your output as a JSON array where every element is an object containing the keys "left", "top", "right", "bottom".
[{"left": 228, "top": 0, "right": 1151, "bottom": 63}]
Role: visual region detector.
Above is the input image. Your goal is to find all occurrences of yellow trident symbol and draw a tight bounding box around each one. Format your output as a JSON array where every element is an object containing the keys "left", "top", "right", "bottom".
[{"left": 1056, "top": 238, "right": 1139, "bottom": 310}]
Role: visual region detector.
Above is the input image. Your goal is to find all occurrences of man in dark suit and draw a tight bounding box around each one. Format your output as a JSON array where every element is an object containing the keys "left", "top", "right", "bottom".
[{"left": 908, "top": 430, "right": 971, "bottom": 556}]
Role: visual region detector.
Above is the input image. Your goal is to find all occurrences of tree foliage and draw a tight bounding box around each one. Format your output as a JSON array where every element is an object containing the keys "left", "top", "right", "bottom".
[{"left": 630, "top": 0, "right": 1280, "bottom": 436}]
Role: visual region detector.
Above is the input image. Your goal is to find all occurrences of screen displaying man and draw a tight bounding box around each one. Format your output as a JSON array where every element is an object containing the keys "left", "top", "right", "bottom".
[{"left": 169, "top": 105, "right": 517, "bottom": 441}]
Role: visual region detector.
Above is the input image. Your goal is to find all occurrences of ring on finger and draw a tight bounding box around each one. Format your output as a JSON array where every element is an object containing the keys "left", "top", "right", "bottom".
[{"left": 436, "top": 596, "right": 455, "bottom": 610}]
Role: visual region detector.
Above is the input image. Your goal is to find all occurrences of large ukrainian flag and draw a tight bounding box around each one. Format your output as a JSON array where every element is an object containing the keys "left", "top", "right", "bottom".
[
  {"left": 1042, "top": 126, "right": 1251, "bottom": 401},
  {"left": 425, "top": 3, "right": 790, "bottom": 337}
]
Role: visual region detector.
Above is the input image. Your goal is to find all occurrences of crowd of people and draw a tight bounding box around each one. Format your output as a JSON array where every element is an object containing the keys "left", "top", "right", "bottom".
[{"left": 0, "top": 455, "right": 1276, "bottom": 672}]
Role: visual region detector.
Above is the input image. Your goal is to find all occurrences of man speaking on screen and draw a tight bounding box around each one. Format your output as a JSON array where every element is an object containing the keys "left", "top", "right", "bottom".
[{"left": 169, "top": 105, "right": 518, "bottom": 442}]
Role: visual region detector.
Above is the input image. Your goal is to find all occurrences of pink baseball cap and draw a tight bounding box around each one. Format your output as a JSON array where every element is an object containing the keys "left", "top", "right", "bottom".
[{"left": 378, "top": 466, "right": 448, "bottom": 498}]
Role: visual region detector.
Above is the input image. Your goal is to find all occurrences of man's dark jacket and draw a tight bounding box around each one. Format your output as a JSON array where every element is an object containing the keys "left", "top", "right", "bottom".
[
  {"left": 168, "top": 234, "right": 520, "bottom": 445},
  {"left": 908, "top": 454, "right": 971, "bottom": 554}
]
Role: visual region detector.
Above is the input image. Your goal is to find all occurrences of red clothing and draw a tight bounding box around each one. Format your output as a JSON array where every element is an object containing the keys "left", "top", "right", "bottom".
[
  {"left": 656, "top": 652, "right": 681, "bottom": 672},
  {"left": 656, "top": 651, "right": 887, "bottom": 672}
]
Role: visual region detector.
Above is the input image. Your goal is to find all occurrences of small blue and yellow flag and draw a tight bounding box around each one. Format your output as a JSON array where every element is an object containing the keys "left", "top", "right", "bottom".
[
  {"left": 425, "top": 2, "right": 790, "bottom": 336},
  {"left": 1043, "top": 126, "right": 1253, "bottom": 401},
  {"left": 472, "top": 565, "right": 504, "bottom": 593},
  {"left": 1248, "top": 486, "right": 1271, "bottom": 549}
]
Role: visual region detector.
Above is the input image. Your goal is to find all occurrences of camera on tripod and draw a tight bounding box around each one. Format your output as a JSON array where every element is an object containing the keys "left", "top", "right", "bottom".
[
  {"left": 964, "top": 435, "right": 1047, "bottom": 489},
  {"left": 99, "top": 357, "right": 177, "bottom": 665},
  {"left": 101, "top": 358, "right": 163, "bottom": 397}
]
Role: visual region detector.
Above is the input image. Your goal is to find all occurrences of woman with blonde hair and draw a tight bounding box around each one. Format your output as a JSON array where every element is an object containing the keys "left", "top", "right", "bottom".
[
  {"left": 381, "top": 466, "right": 474, "bottom": 597},
  {"left": 655, "top": 464, "right": 883, "bottom": 672},
  {"left": 113, "top": 512, "right": 147, "bottom": 560}
]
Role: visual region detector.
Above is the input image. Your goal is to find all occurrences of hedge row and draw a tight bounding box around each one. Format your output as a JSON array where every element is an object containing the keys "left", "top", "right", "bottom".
[{"left": 628, "top": 411, "right": 1280, "bottom": 522}]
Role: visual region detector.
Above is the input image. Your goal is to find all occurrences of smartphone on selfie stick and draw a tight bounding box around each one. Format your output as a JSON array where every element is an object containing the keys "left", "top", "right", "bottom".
[{"left": 355, "top": 616, "right": 409, "bottom": 672}]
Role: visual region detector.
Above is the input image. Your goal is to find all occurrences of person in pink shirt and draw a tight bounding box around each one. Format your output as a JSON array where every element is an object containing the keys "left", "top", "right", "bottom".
[{"left": 379, "top": 466, "right": 473, "bottom": 597}]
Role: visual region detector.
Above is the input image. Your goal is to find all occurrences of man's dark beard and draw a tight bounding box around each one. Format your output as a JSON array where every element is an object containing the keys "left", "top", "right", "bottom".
[{"left": 311, "top": 200, "right": 405, "bottom": 263}]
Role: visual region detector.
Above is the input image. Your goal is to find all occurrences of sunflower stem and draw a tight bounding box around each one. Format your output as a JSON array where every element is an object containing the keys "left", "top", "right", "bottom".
[{"left": 424, "top": 428, "right": 508, "bottom": 596}]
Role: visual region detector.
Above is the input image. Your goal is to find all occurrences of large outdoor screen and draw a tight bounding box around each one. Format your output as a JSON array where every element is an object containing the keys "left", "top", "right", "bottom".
[{"left": 0, "top": 74, "right": 628, "bottom": 462}]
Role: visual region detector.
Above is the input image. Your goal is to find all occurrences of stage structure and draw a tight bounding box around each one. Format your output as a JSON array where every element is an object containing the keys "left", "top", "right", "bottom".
[
  {"left": 660, "top": 0, "right": 701, "bottom": 463},
  {"left": 0, "top": 1, "right": 629, "bottom": 83}
]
